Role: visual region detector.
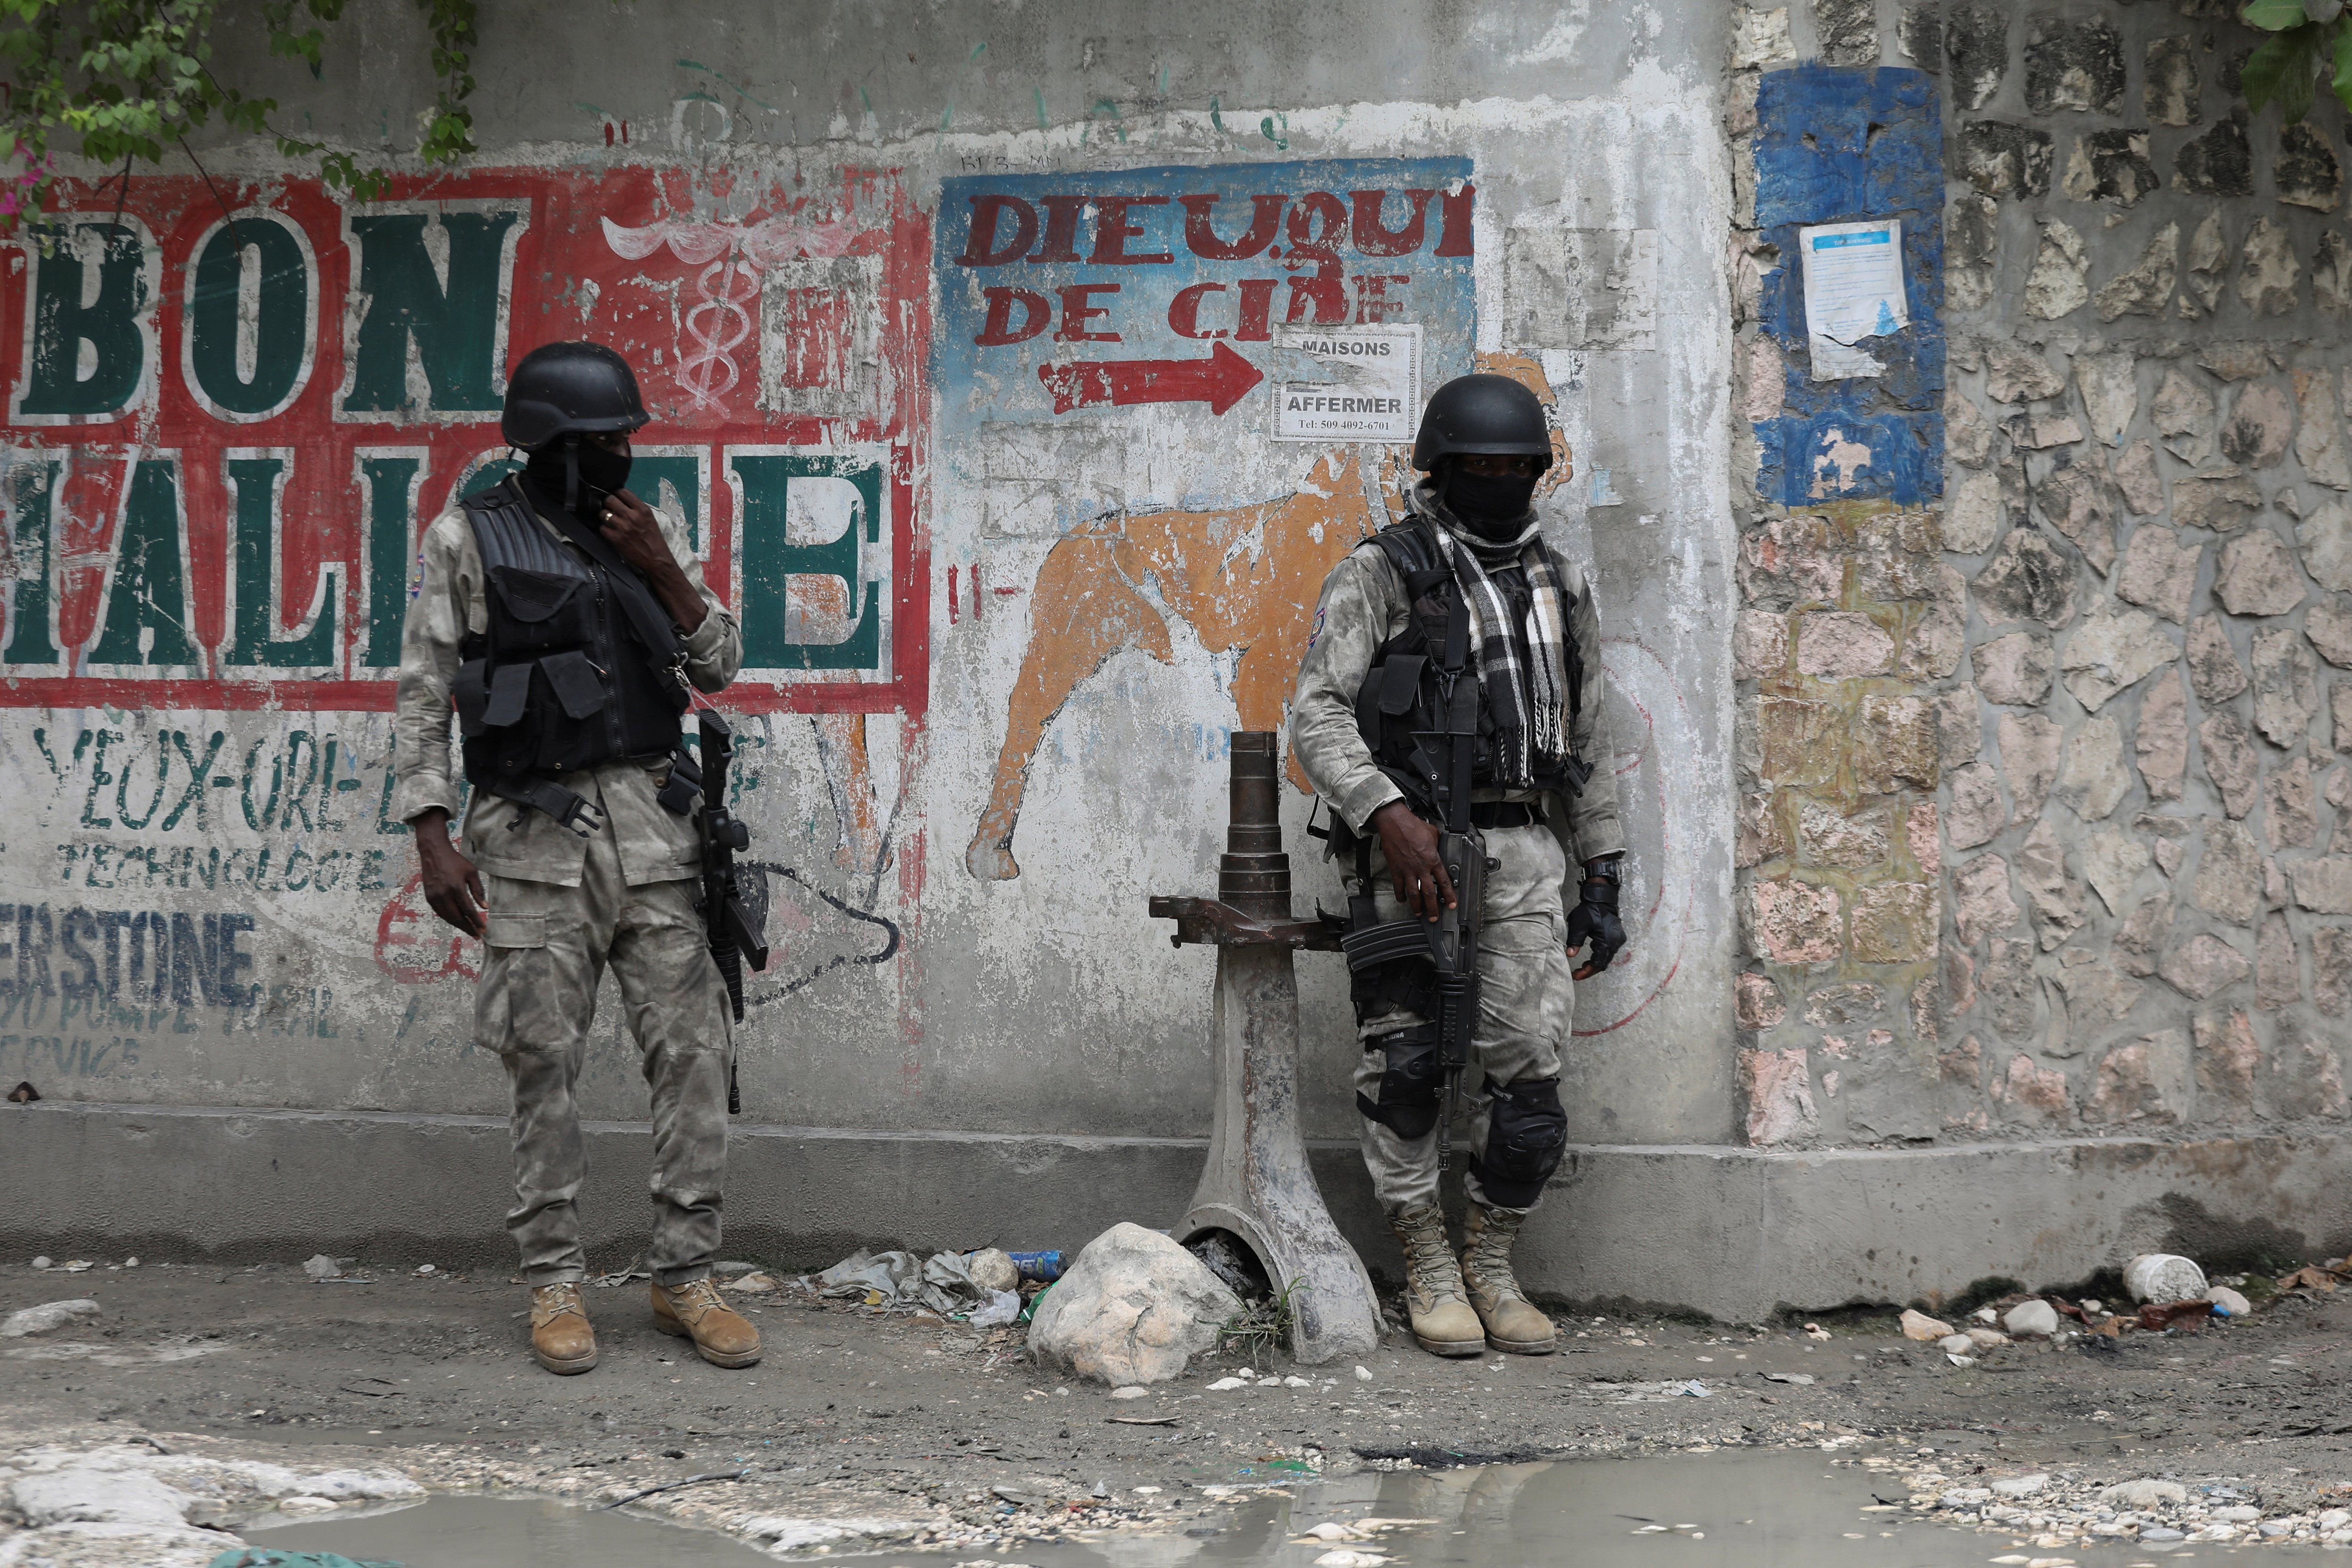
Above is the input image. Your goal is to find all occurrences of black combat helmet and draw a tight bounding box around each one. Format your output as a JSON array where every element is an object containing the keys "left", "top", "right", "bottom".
[
  {"left": 1411, "top": 373, "right": 1552, "bottom": 473},
  {"left": 501, "top": 341, "right": 649, "bottom": 451}
]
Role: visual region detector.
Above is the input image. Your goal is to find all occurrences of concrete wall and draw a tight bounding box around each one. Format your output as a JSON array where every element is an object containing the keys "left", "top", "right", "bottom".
[
  {"left": 0, "top": 2, "right": 1741, "bottom": 1262},
  {"left": 14, "top": 0, "right": 2341, "bottom": 1315},
  {"left": 1733, "top": 0, "right": 2352, "bottom": 1157}
]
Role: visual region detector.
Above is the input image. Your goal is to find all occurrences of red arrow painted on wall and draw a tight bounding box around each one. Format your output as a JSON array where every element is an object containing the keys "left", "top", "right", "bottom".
[{"left": 1037, "top": 341, "right": 1265, "bottom": 416}]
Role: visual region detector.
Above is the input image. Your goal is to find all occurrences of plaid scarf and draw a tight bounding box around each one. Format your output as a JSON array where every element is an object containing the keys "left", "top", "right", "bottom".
[{"left": 1410, "top": 483, "right": 1572, "bottom": 790}]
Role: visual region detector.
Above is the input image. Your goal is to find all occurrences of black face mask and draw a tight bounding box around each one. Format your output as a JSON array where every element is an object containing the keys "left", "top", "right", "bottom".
[
  {"left": 1445, "top": 466, "right": 1540, "bottom": 538},
  {"left": 524, "top": 438, "right": 633, "bottom": 519}
]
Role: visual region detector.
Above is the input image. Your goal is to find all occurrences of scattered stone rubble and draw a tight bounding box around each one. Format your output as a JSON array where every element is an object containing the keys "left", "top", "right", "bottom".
[{"left": 1868, "top": 1452, "right": 2352, "bottom": 1549}]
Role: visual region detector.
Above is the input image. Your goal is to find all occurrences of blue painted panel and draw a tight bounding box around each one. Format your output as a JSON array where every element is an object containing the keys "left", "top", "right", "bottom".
[
  {"left": 1756, "top": 412, "right": 1944, "bottom": 510},
  {"left": 1752, "top": 65, "right": 1944, "bottom": 505},
  {"left": 933, "top": 159, "right": 1476, "bottom": 436}
]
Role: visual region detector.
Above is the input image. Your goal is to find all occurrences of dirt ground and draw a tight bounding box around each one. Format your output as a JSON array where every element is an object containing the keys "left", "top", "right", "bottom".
[{"left": 9, "top": 1254, "right": 2352, "bottom": 1558}]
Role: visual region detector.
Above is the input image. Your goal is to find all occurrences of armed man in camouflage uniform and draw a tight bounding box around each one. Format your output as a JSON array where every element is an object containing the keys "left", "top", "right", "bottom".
[
  {"left": 1291, "top": 373, "right": 1626, "bottom": 1359},
  {"left": 392, "top": 342, "right": 761, "bottom": 1376}
]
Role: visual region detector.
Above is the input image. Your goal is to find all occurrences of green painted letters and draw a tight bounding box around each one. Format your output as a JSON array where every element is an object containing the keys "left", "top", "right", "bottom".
[
  {"left": 187, "top": 218, "right": 310, "bottom": 417},
  {"left": 734, "top": 454, "right": 883, "bottom": 672},
  {"left": 359, "top": 453, "right": 426, "bottom": 671},
  {"left": 341, "top": 210, "right": 525, "bottom": 414},
  {"left": 3, "top": 460, "right": 62, "bottom": 665},
  {"left": 222, "top": 454, "right": 336, "bottom": 669},
  {"left": 87, "top": 459, "right": 199, "bottom": 669},
  {"left": 18, "top": 222, "right": 148, "bottom": 418}
]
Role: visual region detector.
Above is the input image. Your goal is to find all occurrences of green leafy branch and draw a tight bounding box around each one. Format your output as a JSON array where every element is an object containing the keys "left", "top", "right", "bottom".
[
  {"left": 2239, "top": 0, "right": 2352, "bottom": 124},
  {"left": 0, "top": 0, "right": 480, "bottom": 231}
]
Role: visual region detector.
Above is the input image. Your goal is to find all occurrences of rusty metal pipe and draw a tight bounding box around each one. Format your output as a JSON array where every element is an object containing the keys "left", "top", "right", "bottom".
[
  {"left": 1219, "top": 733, "right": 1289, "bottom": 917},
  {"left": 1152, "top": 731, "right": 1380, "bottom": 1365}
]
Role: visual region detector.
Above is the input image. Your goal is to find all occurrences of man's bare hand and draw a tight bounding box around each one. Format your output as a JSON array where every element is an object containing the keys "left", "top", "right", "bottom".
[
  {"left": 596, "top": 487, "right": 671, "bottom": 576},
  {"left": 596, "top": 487, "right": 708, "bottom": 633},
  {"left": 1371, "top": 800, "right": 1455, "bottom": 923},
  {"left": 412, "top": 808, "right": 486, "bottom": 939}
]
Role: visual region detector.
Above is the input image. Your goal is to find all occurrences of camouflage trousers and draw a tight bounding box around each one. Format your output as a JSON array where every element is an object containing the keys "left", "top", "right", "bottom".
[
  {"left": 478, "top": 825, "right": 733, "bottom": 1288},
  {"left": 1349, "top": 822, "right": 1573, "bottom": 1214}
]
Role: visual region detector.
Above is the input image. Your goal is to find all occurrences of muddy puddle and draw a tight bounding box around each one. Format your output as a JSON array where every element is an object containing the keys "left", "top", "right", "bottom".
[
  {"left": 1036, "top": 1450, "right": 2269, "bottom": 1568},
  {"left": 241, "top": 1492, "right": 778, "bottom": 1565},
  {"left": 239, "top": 1449, "right": 2285, "bottom": 1566}
]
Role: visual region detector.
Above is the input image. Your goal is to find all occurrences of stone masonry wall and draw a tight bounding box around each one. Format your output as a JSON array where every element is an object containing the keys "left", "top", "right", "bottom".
[
  {"left": 1730, "top": 36, "right": 1954, "bottom": 1145},
  {"left": 1736, "top": 0, "right": 2352, "bottom": 1148}
]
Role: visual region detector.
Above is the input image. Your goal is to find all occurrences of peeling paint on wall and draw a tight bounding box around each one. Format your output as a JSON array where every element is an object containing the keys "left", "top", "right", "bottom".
[
  {"left": 0, "top": 73, "right": 1735, "bottom": 1157},
  {"left": 1751, "top": 65, "right": 1945, "bottom": 507}
]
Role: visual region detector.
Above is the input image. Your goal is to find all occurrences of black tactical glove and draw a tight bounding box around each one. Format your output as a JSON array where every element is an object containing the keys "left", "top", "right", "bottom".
[{"left": 1565, "top": 862, "right": 1626, "bottom": 978}]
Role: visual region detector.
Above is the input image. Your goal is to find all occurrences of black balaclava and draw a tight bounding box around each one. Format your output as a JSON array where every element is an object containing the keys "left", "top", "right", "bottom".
[
  {"left": 524, "top": 436, "right": 633, "bottom": 522},
  {"left": 1442, "top": 459, "right": 1540, "bottom": 541}
]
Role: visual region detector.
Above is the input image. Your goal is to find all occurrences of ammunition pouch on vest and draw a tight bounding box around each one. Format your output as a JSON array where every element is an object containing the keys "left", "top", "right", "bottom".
[
  {"left": 1351, "top": 520, "right": 1582, "bottom": 822},
  {"left": 455, "top": 478, "right": 691, "bottom": 830}
]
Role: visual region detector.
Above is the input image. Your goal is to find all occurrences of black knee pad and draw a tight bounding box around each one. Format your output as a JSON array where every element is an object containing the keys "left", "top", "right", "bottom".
[
  {"left": 1356, "top": 1027, "right": 1443, "bottom": 1140},
  {"left": 1470, "top": 1075, "right": 1567, "bottom": 1206}
]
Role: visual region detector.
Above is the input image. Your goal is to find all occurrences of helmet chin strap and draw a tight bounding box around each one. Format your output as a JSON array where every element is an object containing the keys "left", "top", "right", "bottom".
[{"left": 563, "top": 436, "right": 581, "bottom": 515}]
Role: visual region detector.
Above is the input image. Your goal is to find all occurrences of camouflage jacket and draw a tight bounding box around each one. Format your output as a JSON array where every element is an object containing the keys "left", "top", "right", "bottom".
[
  {"left": 1289, "top": 513, "right": 1626, "bottom": 870},
  {"left": 390, "top": 497, "right": 741, "bottom": 888}
]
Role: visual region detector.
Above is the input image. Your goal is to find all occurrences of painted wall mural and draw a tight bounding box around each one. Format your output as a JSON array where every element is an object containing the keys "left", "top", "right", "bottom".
[
  {"left": 939, "top": 159, "right": 1483, "bottom": 878},
  {"left": 0, "top": 141, "right": 1705, "bottom": 1121},
  {"left": 0, "top": 166, "right": 930, "bottom": 712},
  {"left": 0, "top": 165, "right": 934, "bottom": 1101}
]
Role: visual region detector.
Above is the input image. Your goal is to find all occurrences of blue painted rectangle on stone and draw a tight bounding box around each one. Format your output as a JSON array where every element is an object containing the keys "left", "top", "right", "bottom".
[{"left": 1752, "top": 64, "right": 1944, "bottom": 506}]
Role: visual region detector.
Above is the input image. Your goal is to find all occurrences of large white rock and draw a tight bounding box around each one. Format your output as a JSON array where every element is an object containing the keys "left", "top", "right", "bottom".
[
  {"left": 2003, "top": 1299, "right": 2061, "bottom": 1338},
  {"left": 1027, "top": 1223, "right": 1242, "bottom": 1386},
  {"left": 0, "top": 1299, "right": 101, "bottom": 1337},
  {"left": 2124, "top": 1253, "right": 2209, "bottom": 1304}
]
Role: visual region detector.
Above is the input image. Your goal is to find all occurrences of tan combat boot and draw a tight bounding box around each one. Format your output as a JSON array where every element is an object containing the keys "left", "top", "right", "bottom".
[
  {"left": 651, "top": 1278, "right": 763, "bottom": 1368},
  {"left": 1388, "top": 1203, "right": 1486, "bottom": 1357},
  {"left": 1460, "top": 1203, "right": 1557, "bottom": 1354},
  {"left": 529, "top": 1282, "right": 598, "bottom": 1375}
]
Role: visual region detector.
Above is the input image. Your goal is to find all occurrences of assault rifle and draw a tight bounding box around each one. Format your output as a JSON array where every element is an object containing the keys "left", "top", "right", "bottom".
[
  {"left": 1338, "top": 574, "right": 1488, "bottom": 1172},
  {"left": 698, "top": 711, "right": 769, "bottom": 1114},
  {"left": 1421, "top": 606, "right": 1487, "bottom": 1174}
]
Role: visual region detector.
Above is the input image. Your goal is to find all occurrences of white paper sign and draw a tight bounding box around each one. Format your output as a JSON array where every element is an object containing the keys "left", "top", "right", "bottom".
[
  {"left": 1800, "top": 220, "right": 1907, "bottom": 381},
  {"left": 1271, "top": 325, "right": 1421, "bottom": 442}
]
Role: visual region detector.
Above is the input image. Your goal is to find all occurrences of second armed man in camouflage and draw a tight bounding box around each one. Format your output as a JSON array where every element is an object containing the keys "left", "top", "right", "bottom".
[{"left": 1292, "top": 373, "right": 1627, "bottom": 1359}]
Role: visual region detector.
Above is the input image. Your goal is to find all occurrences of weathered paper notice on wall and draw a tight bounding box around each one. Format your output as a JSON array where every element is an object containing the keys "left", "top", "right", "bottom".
[{"left": 1800, "top": 219, "right": 1906, "bottom": 381}]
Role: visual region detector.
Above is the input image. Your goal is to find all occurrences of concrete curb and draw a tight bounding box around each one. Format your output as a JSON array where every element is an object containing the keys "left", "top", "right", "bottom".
[{"left": 7, "top": 1102, "right": 2347, "bottom": 1321}]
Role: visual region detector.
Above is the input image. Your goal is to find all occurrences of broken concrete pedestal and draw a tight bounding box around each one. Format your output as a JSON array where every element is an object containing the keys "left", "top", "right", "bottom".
[{"left": 1150, "top": 732, "right": 1382, "bottom": 1365}]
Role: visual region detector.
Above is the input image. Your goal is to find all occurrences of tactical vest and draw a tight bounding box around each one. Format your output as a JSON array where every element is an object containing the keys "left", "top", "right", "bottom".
[
  {"left": 453, "top": 479, "right": 690, "bottom": 822},
  {"left": 1351, "top": 518, "right": 1584, "bottom": 822}
]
